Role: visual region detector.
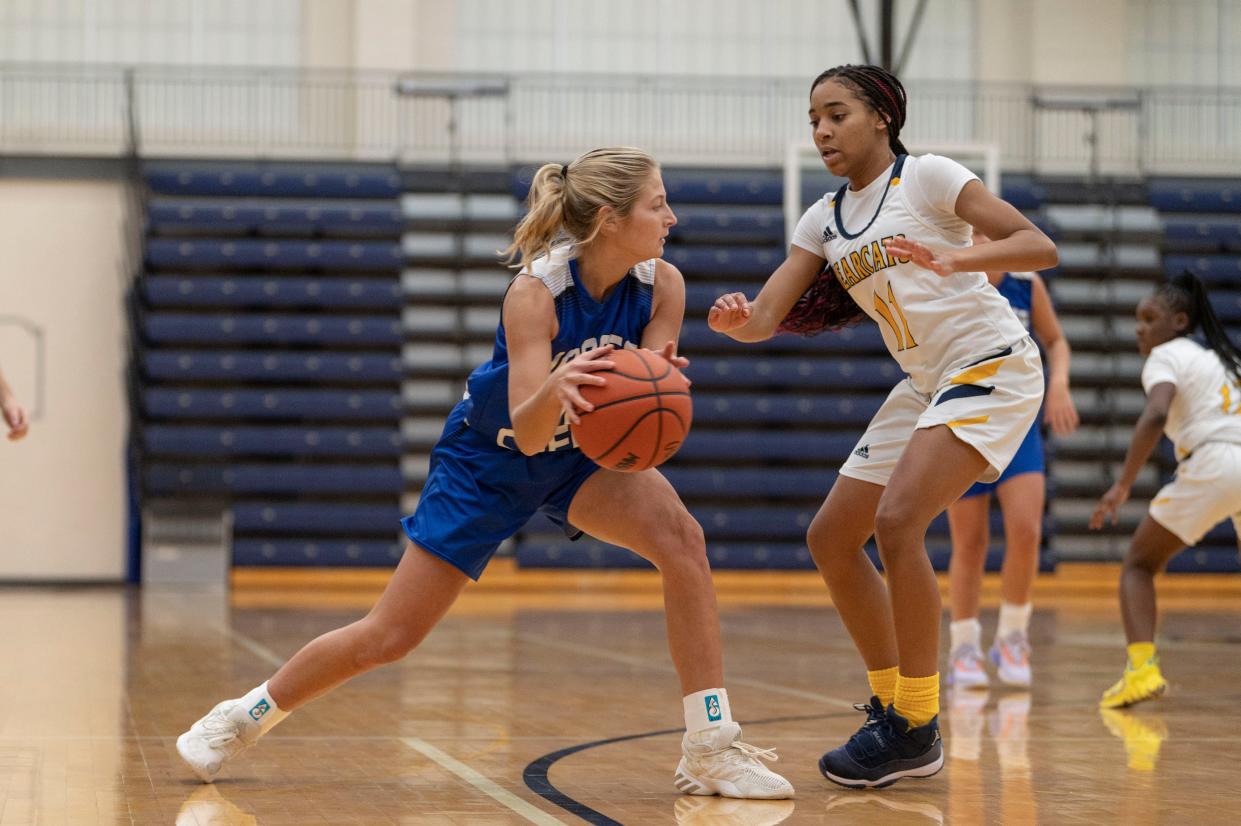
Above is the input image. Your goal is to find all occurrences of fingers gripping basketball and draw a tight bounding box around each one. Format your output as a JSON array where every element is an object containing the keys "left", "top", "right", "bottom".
[{"left": 570, "top": 348, "right": 692, "bottom": 472}]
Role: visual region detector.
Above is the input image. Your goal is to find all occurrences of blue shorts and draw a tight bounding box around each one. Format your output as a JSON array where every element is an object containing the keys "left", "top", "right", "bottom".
[
  {"left": 401, "top": 403, "right": 601, "bottom": 580},
  {"left": 960, "top": 419, "right": 1044, "bottom": 498}
]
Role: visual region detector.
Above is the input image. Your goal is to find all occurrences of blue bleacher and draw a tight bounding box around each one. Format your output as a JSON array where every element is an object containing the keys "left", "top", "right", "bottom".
[
  {"left": 663, "top": 245, "right": 784, "bottom": 276},
  {"left": 678, "top": 318, "right": 885, "bottom": 352},
  {"left": 143, "top": 351, "right": 401, "bottom": 382},
  {"left": 1163, "top": 254, "right": 1241, "bottom": 284},
  {"left": 143, "top": 388, "right": 402, "bottom": 420},
  {"left": 1150, "top": 178, "right": 1241, "bottom": 213},
  {"left": 689, "top": 355, "right": 903, "bottom": 389},
  {"left": 232, "top": 502, "right": 401, "bottom": 534},
  {"left": 145, "top": 463, "right": 402, "bottom": 495},
  {"left": 669, "top": 205, "right": 784, "bottom": 245},
  {"left": 142, "top": 276, "right": 401, "bottom": 309},
  {"left": 233, "top": 538, "right": 406, "bottom": 566},
  {"left": 142, "top": 313, "right": 402, "bottom": 346},
  {"left": 144, "top": 163, "right": 402, "bottom": 198},
  {"left": 144, "top": 426, "right": 401, "bottom": 457},
  {"left": 145, "top": 239, "right": 404, "bottom": 271},
  {"left": 147, "top": 198, "right": 405, "bottom": 237},
  {"left": 1162, "top": 215, "right": 1241, "bottom": 253},
  {"left": 676, "top": 431, "right": 857, "bottom": 462},
  {"left": 692, "top": 393, "right": 885, "bottom": 426}
]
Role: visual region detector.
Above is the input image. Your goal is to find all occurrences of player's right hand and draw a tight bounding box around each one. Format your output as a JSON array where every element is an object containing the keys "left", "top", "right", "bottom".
[
  {"left": 550, "top": 346, "right": 614, "bottom": 426},
  {"left": 708, "top": 293, "right": 753, "bottom": 333},
  {"left": 1, "top": 396, "right": 27, "bottom": 442}
]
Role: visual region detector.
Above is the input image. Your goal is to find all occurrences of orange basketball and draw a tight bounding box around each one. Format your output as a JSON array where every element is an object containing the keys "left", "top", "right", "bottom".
[{"left": 570, "top": 347, "right": 692, "bottom": 472}]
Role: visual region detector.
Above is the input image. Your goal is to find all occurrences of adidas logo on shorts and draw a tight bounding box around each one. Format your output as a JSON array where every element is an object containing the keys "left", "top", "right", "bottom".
[{"left": 853, "top": 444, "right": 870, "bottom": 459}]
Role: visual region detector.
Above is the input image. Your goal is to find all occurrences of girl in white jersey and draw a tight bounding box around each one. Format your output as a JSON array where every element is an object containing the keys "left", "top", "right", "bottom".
[
  {"left": 1090, "top": 271, "right": 1241, "bottom": 708},
  {"left": 710, "top": 64, "right": 1058, "bottom": 789}
]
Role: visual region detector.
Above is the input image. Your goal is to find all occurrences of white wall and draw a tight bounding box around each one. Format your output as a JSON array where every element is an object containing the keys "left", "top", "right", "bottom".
[{"left": 0, "top": 178, "right": 130, "bottom": 581}]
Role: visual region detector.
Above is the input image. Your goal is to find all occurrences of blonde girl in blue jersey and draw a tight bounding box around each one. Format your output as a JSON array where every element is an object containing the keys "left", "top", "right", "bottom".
[
  {"left": 1091, "top": 272, "right": 1241, "bottom": 709},
  {"left": 710, "top": 64, "right": 1058, "bottom": 788},
  {"left": 176, "top": 147, "right": 792, "bottom": 800}
]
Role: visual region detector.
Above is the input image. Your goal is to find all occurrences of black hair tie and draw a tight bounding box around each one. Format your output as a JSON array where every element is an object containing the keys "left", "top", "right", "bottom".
[{"left": 561, "top": 164, "right": 569, "bottom": 178}]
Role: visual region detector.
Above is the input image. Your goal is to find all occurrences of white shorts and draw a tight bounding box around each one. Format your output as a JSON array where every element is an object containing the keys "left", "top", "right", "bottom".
[
  {"left": 840, "top": 337, "right": 1044, "bottom": 487},
  {"left": 1148, "top": 441, "right": 1241, "bottom": 546}
]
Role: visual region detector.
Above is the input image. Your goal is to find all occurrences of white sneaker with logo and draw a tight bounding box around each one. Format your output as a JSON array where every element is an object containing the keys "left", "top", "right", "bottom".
[
  {"left": 990, "top": 631, "right": 1032, "bottom": 687},
  {"left": 674, "top": 722, "right": 794, "bottom": 799},
  {"left": 947, "top": 643, "right": 990, "bottom": 689},
  {"left": 176, "top": 700, "right": 260, "bottom": 783}
]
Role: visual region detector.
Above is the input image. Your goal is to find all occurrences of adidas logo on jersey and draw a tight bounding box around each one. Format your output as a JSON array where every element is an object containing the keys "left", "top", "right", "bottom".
[
  {"left": 853, "top": 444, "right": 870, "bottom": 459},
  {"left": 822, "top": 226, "right": 838, "bottom": 243}
]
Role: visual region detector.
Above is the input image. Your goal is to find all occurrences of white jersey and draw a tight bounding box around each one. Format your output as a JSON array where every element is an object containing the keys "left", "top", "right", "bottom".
[
  {"left": 1141, "top": 336, "right": 1241, "bottom": 460},
  {"left": 792, "top": 153, "right": 1029, "bottom": 394}
]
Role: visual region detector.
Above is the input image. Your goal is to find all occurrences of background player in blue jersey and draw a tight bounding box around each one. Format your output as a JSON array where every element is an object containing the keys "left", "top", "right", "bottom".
[
  {"left": 176, "top": 147, "right": 792, "bottom": 799},
  {"left": 946, "top": 230, "right": 1078, "bottom": 691}
]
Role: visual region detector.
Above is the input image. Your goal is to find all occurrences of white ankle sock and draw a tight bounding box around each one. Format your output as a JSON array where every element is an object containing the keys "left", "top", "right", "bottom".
[
  {"left": 683, "top": 688, "right": 732, "bottom": 734},
  {"left": 997, "top": 602, "right": 1032, "bottom": 639},
  {"left": 230, "top": 680, "right": 290, "bottom": 737},
  {"left": 950, "top": 618, "right": 982, "bottom": 652}
]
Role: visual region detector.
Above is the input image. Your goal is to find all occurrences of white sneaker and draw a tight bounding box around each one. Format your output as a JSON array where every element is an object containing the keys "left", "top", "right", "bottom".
[
  {"left": 947, "top": 644, "right": 990, "bottom": 689},
  {"left": 673, "top": 796, "right": 795, "bottom": 826},
  {"left": 989, "top": 631, "right": 1032, "bottom": 687},
  {"left": 176, "top": 700, "right": 260, "bottom": 783},
  {"left": 674, "top": 722, "right": 794, "bottom": 799}
]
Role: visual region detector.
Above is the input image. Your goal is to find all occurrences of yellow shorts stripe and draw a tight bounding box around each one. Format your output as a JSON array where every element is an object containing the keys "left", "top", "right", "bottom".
[
  {"left": 951, "top": 358, "right": 1006, "bottom": 386},
  {"left": 947, "top": 415, "right": 991, "bottom": 428}
]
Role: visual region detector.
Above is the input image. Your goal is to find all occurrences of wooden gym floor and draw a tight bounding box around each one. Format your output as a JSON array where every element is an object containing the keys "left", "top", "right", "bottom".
[{"left": 2, "top": 561, "right": 1240, "bottom": 825}]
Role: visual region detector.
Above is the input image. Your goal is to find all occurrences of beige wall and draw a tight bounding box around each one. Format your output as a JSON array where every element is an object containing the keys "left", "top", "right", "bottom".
[
  {"left": 0, "top": 178, "right": 129, "bottom": 580},
  {"left": 978, "top": 0, "right": 1131, "bottom": 86}
]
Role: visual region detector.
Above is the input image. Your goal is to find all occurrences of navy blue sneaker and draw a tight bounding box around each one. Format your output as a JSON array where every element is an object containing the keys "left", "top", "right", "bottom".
[{"left": 818, "top": 703, "right": 943, "bottom": 789}]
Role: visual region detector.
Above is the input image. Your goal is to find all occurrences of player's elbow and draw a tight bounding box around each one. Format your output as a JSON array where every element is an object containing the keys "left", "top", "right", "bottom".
[{"left": 1036, "top": 235, "right": 1059, "bottom": 270}]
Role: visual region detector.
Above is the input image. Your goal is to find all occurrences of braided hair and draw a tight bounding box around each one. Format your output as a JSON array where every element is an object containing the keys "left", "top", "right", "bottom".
[
  {"left": 1155, "top": 271, "right": 1241, "bottom": 382},
  {"left": 779, "top": 64, "right": 908, "bottom": 336}
]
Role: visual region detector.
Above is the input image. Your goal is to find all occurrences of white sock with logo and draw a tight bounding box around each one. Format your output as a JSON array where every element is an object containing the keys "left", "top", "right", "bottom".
[
  {"left": 950, "top": 618, "right": 982, "bottom": 652},
  {"left": 229, "top": 680, "right": 290, "bottom": 737},
  {"left": 683, "top": 688, "right": 732, "bottom": 735}
]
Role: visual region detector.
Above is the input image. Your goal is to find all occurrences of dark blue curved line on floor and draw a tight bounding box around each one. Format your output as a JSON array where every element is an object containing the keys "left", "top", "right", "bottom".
[{"left": 522, "top": 711, "right": 849, "bottom": 825}]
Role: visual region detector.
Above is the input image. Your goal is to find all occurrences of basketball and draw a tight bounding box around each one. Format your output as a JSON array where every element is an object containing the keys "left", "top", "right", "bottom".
[{"left": 570, "top": 347, "right": 692, "bottom": 472}]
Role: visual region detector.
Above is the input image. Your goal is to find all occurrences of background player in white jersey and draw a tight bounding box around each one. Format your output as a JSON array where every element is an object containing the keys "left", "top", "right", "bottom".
[
  {"left": 946, "top": 230, "right": 1079, "bottom": 691},
  {"left": 709, "top": 64, "right": 1058, "bottom": 788},
  {"left": 176, "top": 147, "right": 792, "bottom": 800},
  {"left": 1090, "top": 271, "right": 1241, "bottom": 708}
]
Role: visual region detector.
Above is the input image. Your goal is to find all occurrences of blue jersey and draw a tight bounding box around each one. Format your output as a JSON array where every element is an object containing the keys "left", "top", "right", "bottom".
[
  {"left": 461, "top": 246, "right": 656, "bottom": 453},
  {"left": 994, "top": 272, "right": 1034, "bottom": 332}
]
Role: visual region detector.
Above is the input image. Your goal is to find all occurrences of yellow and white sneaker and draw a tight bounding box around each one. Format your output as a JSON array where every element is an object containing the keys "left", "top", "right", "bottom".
[
  {"left": 675, "top": 723, "right": 794, "bottom": 799},
  {"left": 176, "top": 700, "right": 261, "bottom": 783},
  {"left": 1100, "top": 657, "right": 1167, "bottom": 709},
  {"left": 1099, "top": 708, "right": 1168, "bottom": 772}
]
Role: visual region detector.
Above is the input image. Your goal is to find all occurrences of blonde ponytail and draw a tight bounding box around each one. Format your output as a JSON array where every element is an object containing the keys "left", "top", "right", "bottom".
[{"left": 503, "top": 147, "right": 658, "bottom": 270}]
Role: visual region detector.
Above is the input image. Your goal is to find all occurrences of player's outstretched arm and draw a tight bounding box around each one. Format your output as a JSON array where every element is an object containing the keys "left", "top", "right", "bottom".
[
  {"left": 1031, "top": 273, "right": 1079, "bottom": 436},
  {"left": 709, "top": 246, "right": 825, "bottom": 342},
  {"left": 1089, "top": 382, "right": 1175, "bottom": 529}
]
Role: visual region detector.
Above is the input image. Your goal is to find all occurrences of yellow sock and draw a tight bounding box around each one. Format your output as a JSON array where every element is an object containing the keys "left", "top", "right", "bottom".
[
  {"left": 867, "top": 666, "right": 899, "bottom": 707},
  {"left": 894, "top": 673, "right": 940, "bottom": 728},
  {"left": 1127, "top": 642, "right": 1157, "bottom": 668}
]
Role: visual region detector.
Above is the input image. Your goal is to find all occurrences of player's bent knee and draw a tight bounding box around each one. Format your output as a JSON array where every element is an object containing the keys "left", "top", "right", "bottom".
[{"left": 355, "top": 623, "right": 427, "bottom": 668}]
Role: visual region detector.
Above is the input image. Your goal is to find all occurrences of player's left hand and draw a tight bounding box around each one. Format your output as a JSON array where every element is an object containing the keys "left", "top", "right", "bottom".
[
  {"left": 1089, "top": 482, "right": 1130, "bottom": 530},
  {"left": 651, "top": 340, "right": 689, "bottom": 370},
  {"left": 1044, "top": 382, "right": 1079, "bottom": 436},
  {"left": 883, "top": 236, "right": 959, "bottom": 277}
]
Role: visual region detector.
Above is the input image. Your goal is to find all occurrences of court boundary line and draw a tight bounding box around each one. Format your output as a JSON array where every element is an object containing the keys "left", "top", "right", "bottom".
[{"left": 522, "top": 712, "right": 845, "bottom": 825}]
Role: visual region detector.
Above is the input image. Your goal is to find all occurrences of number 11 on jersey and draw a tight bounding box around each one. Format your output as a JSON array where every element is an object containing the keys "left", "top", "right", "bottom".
[{"left": 873, "top": 281, "right": 918, "bottom": 351}]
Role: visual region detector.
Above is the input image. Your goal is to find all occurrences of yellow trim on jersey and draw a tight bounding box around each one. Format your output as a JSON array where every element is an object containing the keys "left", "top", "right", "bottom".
[
  {"left": 947, "top": 415, "right": 991, "bottom": 428},
  {"left": 890, "top": 177, "right": 901, "bottom": 186},
  {"left": 951, "top": 359, "right": 1006, "bottom": 386},
  {"left": 1152, "top": 497, "right": 1172, "bottom": 506}
]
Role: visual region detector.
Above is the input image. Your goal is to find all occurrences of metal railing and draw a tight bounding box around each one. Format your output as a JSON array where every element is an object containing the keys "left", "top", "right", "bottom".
[{"left": 2, "top": 63, "right": 1241, "bottom": 174}]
